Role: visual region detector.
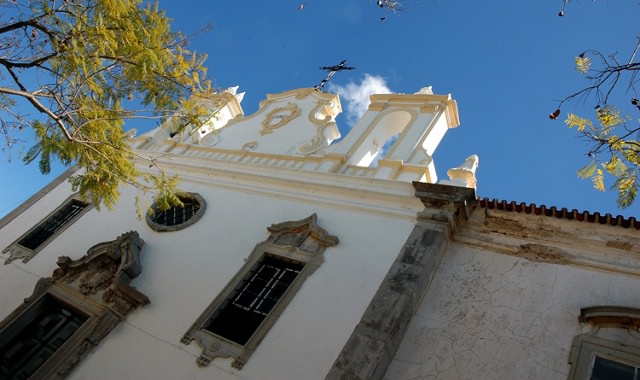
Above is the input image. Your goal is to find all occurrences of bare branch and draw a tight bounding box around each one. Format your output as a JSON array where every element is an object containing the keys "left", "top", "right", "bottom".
[{"left": 0, "top": 85, "right": 73, "bottom": 140}]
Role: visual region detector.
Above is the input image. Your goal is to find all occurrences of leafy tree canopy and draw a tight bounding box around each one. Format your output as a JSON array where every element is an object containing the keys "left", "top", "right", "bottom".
[
  {"left": 552, "top": 39, "right": 640, "bottom": 209},
  {"left": 0, "top": 0, "right": 211, "bottom": 210}
]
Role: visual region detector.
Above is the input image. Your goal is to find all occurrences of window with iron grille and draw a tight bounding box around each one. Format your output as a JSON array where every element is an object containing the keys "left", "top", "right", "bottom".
[
  {"left": 18, "top": 200, "right": 88, "bottom": 250},
  {"left": 145, "top": 192, "right": 206, "bottom": 232},
  {"left": 3, "top": 194, "right": 92, "bottom": 264},
  {"left": 181, "top": 214, "right": 339, "bottom": 370},
  {"left": 0, "top": 295, "right": 88, "bottom": 380},
  {"left": 204, "top": 254, "right": 304, "bottom": 346}
]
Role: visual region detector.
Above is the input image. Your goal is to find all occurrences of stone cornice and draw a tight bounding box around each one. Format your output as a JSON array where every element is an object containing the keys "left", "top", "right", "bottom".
[
  {"left": 412, "top": 182, "right": 477, "bottom": 232},
  {"left": 456, "top": 202, "right": 640, "bottom": 277}
]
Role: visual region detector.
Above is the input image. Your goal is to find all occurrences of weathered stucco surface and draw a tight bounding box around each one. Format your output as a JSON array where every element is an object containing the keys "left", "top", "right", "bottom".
[{"left": 385, "top": 241, "right": 640, "bottom": 379}]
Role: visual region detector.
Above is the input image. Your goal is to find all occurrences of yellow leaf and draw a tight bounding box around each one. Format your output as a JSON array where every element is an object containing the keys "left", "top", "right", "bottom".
[
  {"left": 565, "top": 113, "right": 592, "bottom": 131},
  {"left": 592, "top": 169, "right": 605, "bottom": 192},
  {"left": 575, "top": 56, "right": 591, "bottom": 74},
  {"left": 577, "top": 161, "right": 597, "bottom": 179}
]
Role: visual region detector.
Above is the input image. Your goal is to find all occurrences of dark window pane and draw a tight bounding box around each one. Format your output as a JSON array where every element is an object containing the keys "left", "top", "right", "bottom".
[
  {"left": 0, "top": 296, "right": 87, "bottom": 380},
  {"left": 204, "top": 255, "right": 303, "bottom": 346},
  {"left": 18, "top": 200, "right": 88, "bottom": 250},
  {"left": 591, "top": 356, "right": 638, "bottom": 380}
]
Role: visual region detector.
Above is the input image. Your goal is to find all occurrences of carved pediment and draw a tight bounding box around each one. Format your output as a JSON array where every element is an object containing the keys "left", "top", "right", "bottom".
[
  {"left": 52, "top": 231, "right": 149, "bottom": 315},
  {"left": 0, "top": 231, "right": 149, "bottom": 379},
  {"left": 182, "top": 215, "right": 339, "bottom": 370},
  {"left": 267, "top": 213, "right": 339, "bottom": 248}
]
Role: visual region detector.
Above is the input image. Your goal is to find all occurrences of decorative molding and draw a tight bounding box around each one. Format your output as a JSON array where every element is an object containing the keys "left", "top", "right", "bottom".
[
  {"left": 0, "top": 231, "right": 149, "bottom": 379},
  {"left": 260, "top": 102, "right": 301, "bottom": 135},
  {"left": 579, "top": 306, "right": 640, "bottom": 328},
  {"left": 242, "top": 141, "right": 258, "bottom": 151},
  {"left": 294, "top": 88, "right": 316, "bottom": 99},
  {"left": 52, "top": 231, "right": 149, "bottom": 313},
  {"left": 296, "top": 101, "right": 341, "bottom": 155},
  {"left": 267, "top": 213, "right": 339, "bottom": 247},
  {"left": 182, "top": 214, "right": 338, "bottom": 370},
  {"left": 568, "top": 306, "right": 640, "bottom": 379}
]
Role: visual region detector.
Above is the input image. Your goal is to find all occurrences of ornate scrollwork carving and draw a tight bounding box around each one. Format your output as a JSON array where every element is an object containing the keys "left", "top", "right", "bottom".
[
  {"left": 295, "top": 101, "right": 340, "bottom": 155},
  {"left": 260, "top": 102, "right": 301, "bottom": 135},
  {"left": 52, "top": 231, "right": 149, "bottom": 310},
  {"left": 0, "top": 231, "right": 149, "bottom": 379}
]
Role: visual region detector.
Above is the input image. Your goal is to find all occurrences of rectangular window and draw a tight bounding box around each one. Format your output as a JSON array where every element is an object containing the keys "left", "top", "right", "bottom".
[
  {"left": 592, "top": 356, "right": 639, "bottom": 380},
  {"left": 18, "top": 200, "right": 88, "bottom": 250},
  {"left": 204, "top": 254, "right": 304, "bottom": 346},
  {"left": 181, "top": 214, "right": 338, "bottom": 369},
  {"left": 0, "top": 295, "right": 88, "bottom": 380}
]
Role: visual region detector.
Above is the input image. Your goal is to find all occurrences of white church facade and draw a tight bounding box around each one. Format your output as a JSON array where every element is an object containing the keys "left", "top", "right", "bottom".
[{"left": 0, "top": 87, "right": 638, "bottom": 380}]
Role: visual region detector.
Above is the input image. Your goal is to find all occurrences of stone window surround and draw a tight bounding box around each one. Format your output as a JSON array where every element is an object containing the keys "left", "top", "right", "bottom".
[
  {"left": 3, "top": 192, "right": 93, "bottom": 265},
  {"left": 145, "top": 192, "right": 206, "bottom": 232},
  {"left": 0, "top": 231, "right": 149, "bottom": 379},
  {"left": 568, "top": 306, "right": 640, "bottom": 379},
  {"left": 181, "top": 213, "right": 338, "bottom": 370}
]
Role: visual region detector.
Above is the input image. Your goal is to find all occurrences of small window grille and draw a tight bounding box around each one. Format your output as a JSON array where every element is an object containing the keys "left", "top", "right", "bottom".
[
  {"left": 145, "top": 192, "right": 206, "bottom": 232},
  {"left": 204, "top": 254, "right": 304, "bottom": 346},
  {"left": 18, "top": 200, "right": 88, "bottom": 250},
  {"left": 152, "top": 199, "right": 200, "bottom": 227}
]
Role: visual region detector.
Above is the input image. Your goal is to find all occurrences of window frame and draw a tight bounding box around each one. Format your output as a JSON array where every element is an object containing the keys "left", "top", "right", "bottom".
[
  {"left": 0, "top": 232, "right": 149, "bottom": 379},
  {"left": 181, "top": 214, "right": 338, "bottom": 369},
  {"left": 145, "top": 192, "right": 206, "bottom": 232},
  {"left": 3, "top": 193, "right": 93, "bottom": 264},
  {"left": 568, "top": 306, "right": 640, "bottom": 380},
  {"left": 0, "top": 280, "right": 106, "bottom": 379}
]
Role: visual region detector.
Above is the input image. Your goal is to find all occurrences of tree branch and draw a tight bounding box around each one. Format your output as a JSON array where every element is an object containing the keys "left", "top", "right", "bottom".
[{"left": 0, "top": 85, "right": 73, "bottom": 141}]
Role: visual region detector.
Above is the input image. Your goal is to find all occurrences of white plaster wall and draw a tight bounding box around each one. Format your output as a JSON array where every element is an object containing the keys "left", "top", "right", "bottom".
[
  {"left": 385, "top": 242, "right": 640, "bottom": 380},
  {"left": 0, "top": 179, "right": 93, "bottom": 320},
  {"left": 0, "top": 170, "right": 418, "bottom": 380}
]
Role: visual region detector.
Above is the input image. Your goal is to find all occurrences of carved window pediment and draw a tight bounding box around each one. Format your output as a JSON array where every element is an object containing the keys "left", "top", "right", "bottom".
[
  {"left": 181, "top": 214, "right": 338, "bottom": 370},
  {"left": 0, "top": 231, "right": 149, "bottom": 379},
  {"left": 568, "top": 306, "right": 640, "bottom": 380}
]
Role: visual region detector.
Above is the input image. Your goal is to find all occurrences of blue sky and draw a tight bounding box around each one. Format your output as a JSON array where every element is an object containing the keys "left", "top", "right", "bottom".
[{"left": 1, "top": 0, "right": 638, "bottom": 218}]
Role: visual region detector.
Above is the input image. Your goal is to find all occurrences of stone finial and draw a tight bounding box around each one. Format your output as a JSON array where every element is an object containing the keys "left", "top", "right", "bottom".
[
  {"left": 224, "top": 86, "right": 245, "bottom": 103},
  {"left": 415, "top": 86, "right": 433, "bottom": 95},
  {"left": 441, "top": 154, "right": 479, "bottom": 189}
]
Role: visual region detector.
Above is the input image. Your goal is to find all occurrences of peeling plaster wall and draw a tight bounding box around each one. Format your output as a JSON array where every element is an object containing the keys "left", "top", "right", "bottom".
[{"left": 385, "top": 242, "right": 640, "bottom": 380}]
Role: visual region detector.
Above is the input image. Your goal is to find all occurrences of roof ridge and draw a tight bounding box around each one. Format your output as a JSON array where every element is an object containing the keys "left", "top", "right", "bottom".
[{"left": 478, "top": 198, "right": 640, "bottom": 229}]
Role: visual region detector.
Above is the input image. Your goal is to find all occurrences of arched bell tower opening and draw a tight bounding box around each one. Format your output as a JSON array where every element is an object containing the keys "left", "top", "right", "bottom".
[{"left": 352, "top": 110, "right": 413, "bottom": 167}]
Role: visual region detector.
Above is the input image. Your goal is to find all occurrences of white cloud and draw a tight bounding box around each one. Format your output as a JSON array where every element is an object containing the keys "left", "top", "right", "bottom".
[{"left": 328, "top": 74, "right": 393, "bottom": 126}]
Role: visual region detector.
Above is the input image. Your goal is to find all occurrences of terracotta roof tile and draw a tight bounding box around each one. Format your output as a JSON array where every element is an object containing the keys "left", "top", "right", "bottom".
[{"left": 478, "top": 198, "right": 640, "bottom": 229}]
